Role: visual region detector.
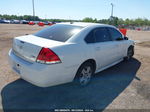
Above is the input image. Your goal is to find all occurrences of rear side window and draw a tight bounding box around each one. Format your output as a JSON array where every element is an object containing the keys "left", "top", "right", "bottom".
[
  {"left": 94, "top": 28, "right": 111, "bottom": 42},
  {"left": 108, "top": 27, "right": 123, "bottom": 41},
  {"left": 85, "top": 31, "right": 95, "bottom": 43},
  {"left": 34, "top": 24, "right": 83, "bottom": 42}
]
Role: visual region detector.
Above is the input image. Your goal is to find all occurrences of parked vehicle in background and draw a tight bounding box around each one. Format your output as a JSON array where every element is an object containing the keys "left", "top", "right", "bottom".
[
  {"left": 21, "top": 20, "right": 29, "bottom": 24},
  {"left": 43, "top": 21, "right": 56, "bottom": 25},
  {"left": 8, "top": 22, "right": 134, "bottom": 87},
  {"left": 0, "top": 19, "right": 3, "bottom": 23},
  {"left": 34, "top": 21, "right": 40, "bottom": 24},
  {"left": 0, "top": 19, "right": 10, "bottom": 24},
  {"left": 29, "top": 21, "right": 35, "bottom": 25},
  {"left": 11, "top": 20, "right": 20, "bottom": 24},
  {"left": 38, "top": 22, "right": 45, "bottom": 26},
  {"left": 48, "top": 22, "right": 56, "bottom": 26},
  {"left": 43, "top": 21, "right": 49, "bottom": 25}
]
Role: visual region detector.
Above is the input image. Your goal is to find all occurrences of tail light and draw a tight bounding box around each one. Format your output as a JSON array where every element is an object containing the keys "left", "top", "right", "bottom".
[{"left": 36, "top": 48, "right": 61, "bottom": 64}]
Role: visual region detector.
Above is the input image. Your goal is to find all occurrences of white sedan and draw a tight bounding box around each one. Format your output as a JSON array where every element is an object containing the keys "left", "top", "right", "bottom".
[{"left": 8, "top": 22, "right": 134, "bottom": 87}]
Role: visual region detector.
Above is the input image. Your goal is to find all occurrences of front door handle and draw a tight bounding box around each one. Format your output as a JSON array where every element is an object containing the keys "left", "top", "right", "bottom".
[{"left": 95, "top": 47, "right": 100, "bottom": 51}]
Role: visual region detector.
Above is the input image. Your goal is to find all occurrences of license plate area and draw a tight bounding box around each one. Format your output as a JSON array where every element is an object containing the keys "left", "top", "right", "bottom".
[{"left": 12, "top": 62, "right": 21, "bottom": 74}]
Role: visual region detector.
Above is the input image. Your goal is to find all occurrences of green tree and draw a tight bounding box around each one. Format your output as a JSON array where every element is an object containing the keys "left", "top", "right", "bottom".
[
  {"left": 82, "top": 17, "right": 94, "bottom": 22},
  {"left": 99, "top": 19, "right": 109, "bottom": 24}
]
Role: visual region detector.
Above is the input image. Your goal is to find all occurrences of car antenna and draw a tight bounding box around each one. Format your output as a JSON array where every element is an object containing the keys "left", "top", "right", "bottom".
[{"left": 69, "top": 16, "right": 73, "bottom": 24}]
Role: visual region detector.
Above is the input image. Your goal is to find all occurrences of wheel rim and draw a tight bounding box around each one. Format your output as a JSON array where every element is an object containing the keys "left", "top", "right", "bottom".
[
  {"left": 127, "top": 48, "right": 133, "bottom": 59},
  {"left": 79, "top": 66, "right": 92, "bottom": 85}
]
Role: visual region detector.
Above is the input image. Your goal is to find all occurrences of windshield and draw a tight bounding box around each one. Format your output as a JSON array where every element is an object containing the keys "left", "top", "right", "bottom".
[{"left": 34, "top": 24, "right": 83, "bottom": 42}]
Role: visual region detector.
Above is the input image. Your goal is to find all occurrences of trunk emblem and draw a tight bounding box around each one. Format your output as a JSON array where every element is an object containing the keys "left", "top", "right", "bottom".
[
  {"left": 18, "top": 41, "right": 25, "bottom": 49},
  {"left": 19, "top": 45, "right": 23, "bottom": 49}
]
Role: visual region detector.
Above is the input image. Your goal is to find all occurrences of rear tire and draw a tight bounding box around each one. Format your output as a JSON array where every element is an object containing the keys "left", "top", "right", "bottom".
[
  {"left": 124, "top": 46, "right": 134, "bottom": 61},
  {"left": 74, "top": 62, "right": 94, "bottom": 86}
]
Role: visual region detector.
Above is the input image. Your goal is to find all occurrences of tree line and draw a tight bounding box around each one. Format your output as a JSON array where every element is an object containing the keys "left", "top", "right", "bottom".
[
  {"left": 0, "top": 14, "right": 40, "bottom": 21},
  {"left": 82, "top": 17, "right": 150, "bottom": 26},
  {"left": 1, "top": 14, "right": 150, "bottom": 26}
]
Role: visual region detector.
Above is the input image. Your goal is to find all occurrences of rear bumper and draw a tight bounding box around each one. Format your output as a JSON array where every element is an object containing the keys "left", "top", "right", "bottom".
[{"left": 8, "top": 49, "right": 76, "bottom": 87}]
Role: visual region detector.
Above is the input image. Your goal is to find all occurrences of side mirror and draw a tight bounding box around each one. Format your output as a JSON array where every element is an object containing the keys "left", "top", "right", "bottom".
[
  {"left": 124, "top": 37, "right": 129, "bottom": 40},
  {"left": 116, "top": 37, "right": 124, "bottom": 41}
]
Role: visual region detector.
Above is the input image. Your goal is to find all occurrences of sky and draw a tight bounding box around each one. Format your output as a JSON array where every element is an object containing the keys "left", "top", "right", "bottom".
[{"left": 0, "top": 0, "right": 150, "bottom": 20}]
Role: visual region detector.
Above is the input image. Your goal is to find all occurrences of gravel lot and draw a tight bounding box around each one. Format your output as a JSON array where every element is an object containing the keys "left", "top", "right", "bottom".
[{"left": 0, "top": 24, "right": 150, "bottom": 111}]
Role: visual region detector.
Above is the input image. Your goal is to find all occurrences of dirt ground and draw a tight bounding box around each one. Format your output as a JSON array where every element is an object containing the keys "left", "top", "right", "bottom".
[
  {"left": 0, "top": 24, "right": 150, "bottom": 111},
  {"left": 0, "top": 24, "right": 45, "bottom": 90}
]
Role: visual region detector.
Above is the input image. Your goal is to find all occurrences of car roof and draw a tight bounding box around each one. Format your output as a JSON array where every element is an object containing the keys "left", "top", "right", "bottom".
[{"left": 58, "top": 22, "right": 115, "bottom": 28}]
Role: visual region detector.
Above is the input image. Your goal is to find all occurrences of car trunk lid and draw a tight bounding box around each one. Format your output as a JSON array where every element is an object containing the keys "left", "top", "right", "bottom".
[{"left": 12, "top": 35, "right": 63, "bottom": 62}]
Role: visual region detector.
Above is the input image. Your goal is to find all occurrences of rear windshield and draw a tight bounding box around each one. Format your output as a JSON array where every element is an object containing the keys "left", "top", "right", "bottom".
[{"left": 34, "top": 24, "right": 83, "bottom": 42}]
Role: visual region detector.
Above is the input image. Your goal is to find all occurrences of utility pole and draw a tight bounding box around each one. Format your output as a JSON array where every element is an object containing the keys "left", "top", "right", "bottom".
[
  {"left": 32, "top": 0, "right": 35, "bottom": 20},
  {"left": 109, "top": 3, "right": 114, "bottom": 24},
  {"left": 111, "top": 3, "right": 114, "bottom": 17}
]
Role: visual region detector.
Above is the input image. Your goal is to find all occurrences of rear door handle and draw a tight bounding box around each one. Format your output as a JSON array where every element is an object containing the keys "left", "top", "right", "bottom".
[
  {"left": 95, "top": 47, "right": 100, "bottom": 51},
  {"left": 115, "top": 44, "right": 119, "bottom": 47}
]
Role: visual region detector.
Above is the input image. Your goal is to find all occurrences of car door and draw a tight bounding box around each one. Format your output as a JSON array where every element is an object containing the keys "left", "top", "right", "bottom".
[
  {"left": 108, "top": 27, "right": 127, "bottom": 59},
  {"left": 92, "top": 27, "right": 119, "bottom": 70}
]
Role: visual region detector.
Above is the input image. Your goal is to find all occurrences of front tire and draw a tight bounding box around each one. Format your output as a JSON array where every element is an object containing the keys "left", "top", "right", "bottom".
[
  {"left": 75, "top": 62, "right": 94, "bottom": 86},
  {"left": 124, "top": 46, "right": 134, "bottom": 61}
]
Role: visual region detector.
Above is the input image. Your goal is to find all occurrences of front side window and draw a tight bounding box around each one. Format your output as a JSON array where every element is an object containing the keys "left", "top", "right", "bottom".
[
  {"left": 108, "top": 27, "right": 123, "bottom": 41},
  {"left": 34, "top": 24, "right": 83, "bottom": 42},
  {"left": 94, "top": 28, "right": 111, "bottom": 43}
]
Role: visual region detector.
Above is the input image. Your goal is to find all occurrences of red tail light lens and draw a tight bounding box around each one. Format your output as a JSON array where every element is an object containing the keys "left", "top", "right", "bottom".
[{"left": 36, "top": 48, "right": 61, "bottom": 64}]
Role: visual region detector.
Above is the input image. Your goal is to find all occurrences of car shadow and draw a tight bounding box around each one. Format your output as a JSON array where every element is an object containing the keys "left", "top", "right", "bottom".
[{"left": 1, "top": 58, "right": 141, "bottom": 112}]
